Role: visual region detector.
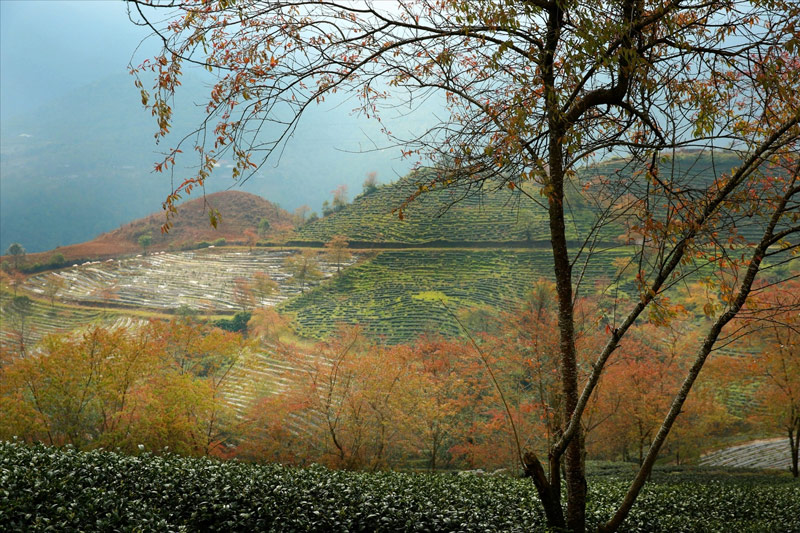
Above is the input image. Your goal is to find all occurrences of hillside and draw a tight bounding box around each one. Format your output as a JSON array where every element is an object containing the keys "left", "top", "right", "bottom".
[
  {"left": 279, "top": 248, "right": 633, "bottom": 344},
  {"left": 294, "top": 151, "right": 743, "bottom": 246},
  {"left": 19, "top": 191, "right": 292, "bottom": 264},
  {"left": 278, "top": 150, "right": 762, "bottom": 343},
  {"left": 109, "top": 190, "right": 294, "bottom": 252},
  {"left": 3, "top": 149, "right": 796, "bottom": 479},
  {"left": 295, "top": 169, "right": 593, "bottom": 245}
]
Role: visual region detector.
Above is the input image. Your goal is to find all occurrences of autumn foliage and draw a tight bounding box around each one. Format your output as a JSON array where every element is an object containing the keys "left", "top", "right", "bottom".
[
  {"left": 2, "top": 278, "right": 797, "bottom": 476},
  {"left": 235, "top": 287, "right": 783, "bottom": 472},
  {"left": 0, "top": 319, "right": 250, "bottom": 457}
]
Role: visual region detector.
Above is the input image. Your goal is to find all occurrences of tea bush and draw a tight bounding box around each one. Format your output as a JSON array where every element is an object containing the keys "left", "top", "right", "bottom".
[
  {"left": 1, "top": 442, "right": 797, "bottom": 532},
  {"left": 281, "top": 249, "right": 631, "bottom": 344}
]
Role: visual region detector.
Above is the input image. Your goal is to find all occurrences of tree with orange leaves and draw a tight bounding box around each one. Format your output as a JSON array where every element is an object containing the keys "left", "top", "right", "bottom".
[
  {"left": 243, "top": 228, "right": 258, "bottom": 252},
  {"left": 0, "top": 319, "right": 250, "bottom": 457},
  {"left": 738, "top": 280, "right": 800, "bottom": 477},
  {"left": 399, "top": 337, "right": 477, "bottom": 471},
  {"left": 246, "top": 327, "right": 418, "bottom": 469},
  {"left": 130, "top": 1, "right": 800, "bottom": 530}
]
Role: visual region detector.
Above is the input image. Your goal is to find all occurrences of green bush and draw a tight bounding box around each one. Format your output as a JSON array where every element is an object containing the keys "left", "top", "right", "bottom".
[
  {"left": 215, "top": 311, "right": 251, "bottom": 333},
  {"left": 47, "top": 253, "right": 66, "bottom": 268},
  {"left": 2, "top": 442, "right": 798, "bottom": 533}
]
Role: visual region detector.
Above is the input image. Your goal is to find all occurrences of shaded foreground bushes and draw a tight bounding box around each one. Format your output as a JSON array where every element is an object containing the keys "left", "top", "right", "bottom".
[{"left": 1, "top": 442, "right": 798, "bottom": 532}]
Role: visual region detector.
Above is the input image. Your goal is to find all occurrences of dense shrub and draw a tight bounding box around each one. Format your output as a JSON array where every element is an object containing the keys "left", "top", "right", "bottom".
[
  {"left": 2, "top": 442, "right": 798, "bottom": 532},
  {"left": 47, "top": 253, "right": 66, "bottom": 268},
  {"left": 215, "top": 311, "right": 252, "bottom": 333}
]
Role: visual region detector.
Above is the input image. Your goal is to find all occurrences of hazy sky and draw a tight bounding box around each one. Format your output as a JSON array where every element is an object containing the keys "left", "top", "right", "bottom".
[
  {"left": 0, "top": 0, "right": 434, "bottom": 253},
  {"left": 1, "top": 0, "right": 153, "bottom": 118}
]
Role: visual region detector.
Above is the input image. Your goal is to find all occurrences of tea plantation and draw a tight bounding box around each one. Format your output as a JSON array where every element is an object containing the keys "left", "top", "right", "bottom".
[
  {"left": 295, "top": 152, "right": 747, "bottom": 247},
  {"left": 280, "top": 248, "right": 633, "bottom": 344},
  {"left": 20, "top": 249, "right": 350, "bottom": 313},
  {"left": 0, "top": 290, "right": 122, "bottom": 350},
  {"left": 1, "top": 442, "right": 798, "bottom": 532},
  {"left": 295, "top": 169, "right": 620, "bottom": 245}
]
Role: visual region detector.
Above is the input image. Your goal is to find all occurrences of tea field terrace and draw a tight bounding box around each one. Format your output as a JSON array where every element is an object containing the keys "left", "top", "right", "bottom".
[
  {"left": 700, "top": 437, "right": 795, "bottom": 471},
  {"left": 0, "top": 291, "right": 128, "bottom": 350},
  {"left": 295, "top": 169, "right": 623, "bottom": 246},
  {"left": 20, "top": 248, "right": 353, "bottom": 314},
  {"left": 280, "top": 247, "right": 636, "bottom": 345},
  {"left": 294, "top": 152, "right": 751, "bottom": 248}
]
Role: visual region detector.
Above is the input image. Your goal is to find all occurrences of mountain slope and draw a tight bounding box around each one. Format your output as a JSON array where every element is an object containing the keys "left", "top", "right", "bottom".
[
  {"left": 295, "top": 168, "right": 619, "bottom": 245},
  {"left": 295, "top": 152, "right": 745, "bottom": 246},
  {"left": 21, "top": 191, "right": 292, "bottom": 263},
  {"left": 295, "top": 171, "right": 577, "bottom": 244}
]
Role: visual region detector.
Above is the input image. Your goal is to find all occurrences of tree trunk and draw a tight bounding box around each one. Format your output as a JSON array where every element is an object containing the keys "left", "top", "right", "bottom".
[
  {"left": 548, "top": 129, "right": 586, "bottom": 533},
  {"left": 524, "top": 452, "right": 566, "bottom": 530},
  {"left": 430, "top": 430, "right": 438, "bottom": 472},
  {"left": 790, "top": 424, "right": 799, "bottom": 478}
]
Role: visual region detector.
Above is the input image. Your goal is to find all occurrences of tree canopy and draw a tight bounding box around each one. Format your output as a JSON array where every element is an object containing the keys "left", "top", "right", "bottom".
[
  {"left": 129, "top": 1, "right": 800, "bottom": 531},
  {"left": 5, "top": 243, "right": 25, "bottom": 270}
]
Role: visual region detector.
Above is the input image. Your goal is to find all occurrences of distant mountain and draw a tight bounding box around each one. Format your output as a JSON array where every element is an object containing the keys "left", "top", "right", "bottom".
[
  {"left": 1, "top": 74, "right": 204, "bottom": 254},
  {"left": 21, "top": 191, "right": 292, "bottom": 264}
]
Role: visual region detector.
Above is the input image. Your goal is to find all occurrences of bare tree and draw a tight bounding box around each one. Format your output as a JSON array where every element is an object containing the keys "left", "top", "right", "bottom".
[
  {"left": 284, "top": 250, "right": 323, "bottom": 294},
  {"left": 43, "top": 276, "right": 66, "bottom": 312}
]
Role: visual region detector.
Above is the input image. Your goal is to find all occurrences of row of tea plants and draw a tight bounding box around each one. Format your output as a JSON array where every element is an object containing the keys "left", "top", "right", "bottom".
[{"left": 2, "top": 441, "right": 797, "bottom": 532}]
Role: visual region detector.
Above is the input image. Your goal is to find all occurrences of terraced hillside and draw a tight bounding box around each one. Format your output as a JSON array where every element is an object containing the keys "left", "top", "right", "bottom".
[
  {"left": 222, "top": 344, "right": 330, "bottom": 414},
  {"left": 700, "top": 438, "right": 793, "bottom": 471},
  {"left": 296, "top": 151, "right": 747, "bottom": 246},
  {"left": 296, "top": 169, "right": 619, "bottom": 245},
  {"left": 280, "top": 248, "right": 633, "bottom": 344},
  {"left": 21, "top": 249, "right": 352, "bottom": 313},
  {"left": 0, "top": 292, "right": 116, "bottom": 350}
]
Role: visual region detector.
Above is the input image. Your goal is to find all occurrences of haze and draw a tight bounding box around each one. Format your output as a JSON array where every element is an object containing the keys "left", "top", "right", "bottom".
[{"left": 0, "top": 0, "right": 426, "bottom": 252}]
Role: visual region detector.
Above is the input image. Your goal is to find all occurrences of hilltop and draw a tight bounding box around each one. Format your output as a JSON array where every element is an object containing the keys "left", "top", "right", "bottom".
[
  {"left": 296, "top": 169, "right": 573, "bottom": 245},
  {"left": 19, "top": 191, "right": 292, "bottom": 264},
  {"left": 294, "top": 151, "right": 745, "bottom": 247}
]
